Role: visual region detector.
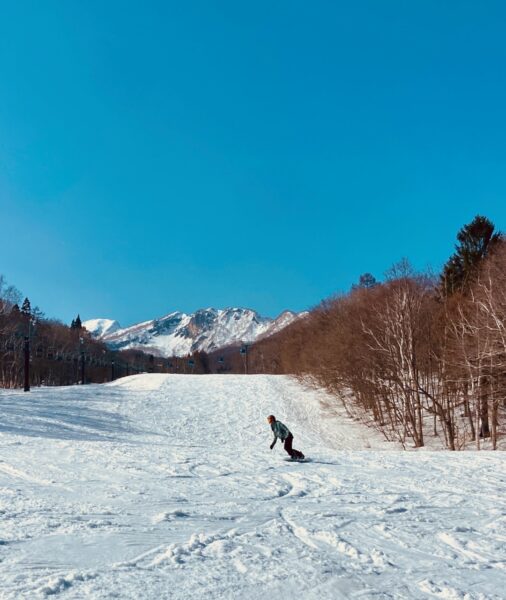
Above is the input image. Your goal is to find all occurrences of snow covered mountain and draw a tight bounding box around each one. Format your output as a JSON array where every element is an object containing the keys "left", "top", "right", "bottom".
[
  {"left": 82, "top": 318, "right": 121, "bottom": 338},
  {"left": 83, "top": 308, "right": 301, "bottom": 357}
]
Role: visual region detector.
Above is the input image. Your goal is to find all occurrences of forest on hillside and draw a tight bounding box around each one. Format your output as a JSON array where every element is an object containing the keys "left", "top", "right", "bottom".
[
  {"left": 239, "top": 216, "right": 505, "bottom": 450},
  {"left": 0, "top": 286, "right": 165, "bottom": 388},
  {"left": 2, "top": 215, "right": 505, "bottom": 450}
]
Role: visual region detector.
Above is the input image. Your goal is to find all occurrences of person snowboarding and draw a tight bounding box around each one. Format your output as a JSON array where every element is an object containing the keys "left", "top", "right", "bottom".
[{"left": 267, "top": 415, "right": 305, "bottom": 460}]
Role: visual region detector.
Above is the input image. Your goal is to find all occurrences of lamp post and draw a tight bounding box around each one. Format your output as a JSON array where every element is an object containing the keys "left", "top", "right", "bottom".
[
  {"left": 24, "top": 336, "right": 30, "bottom": 392},
  {"left": 80, "top": 337, "right": 85, "bottom": 384},
  {"left": 240, "top": 345, "right": 249, "bottom": 375}
]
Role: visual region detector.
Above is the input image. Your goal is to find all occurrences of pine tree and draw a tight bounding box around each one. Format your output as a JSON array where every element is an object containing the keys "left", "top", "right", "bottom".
[
  {"left": 21, "top": 297, "right": 31, "bottom": 317},
  {"left": 352, "top": 273, "right": 378, "bottom": 291},
  {"left": 71, "top": 315, "right": 82, "bottom": 329},
  {"left": 440, "top": 215, "right": 501, "bottom": 296}
]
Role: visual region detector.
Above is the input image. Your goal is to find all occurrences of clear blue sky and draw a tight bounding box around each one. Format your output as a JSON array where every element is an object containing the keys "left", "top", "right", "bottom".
[{"left": 1, "top": 1, "right": 505, "bottom": 326}]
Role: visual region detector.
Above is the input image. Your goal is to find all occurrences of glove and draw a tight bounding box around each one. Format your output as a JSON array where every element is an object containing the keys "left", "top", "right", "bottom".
[{"left": 270, "top": 442, "right": 275, "bottom": 450}]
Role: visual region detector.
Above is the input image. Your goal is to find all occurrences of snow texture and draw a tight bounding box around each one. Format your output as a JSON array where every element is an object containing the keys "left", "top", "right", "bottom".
[
  {"left": 83, "top": 308, "right": 302, "bottom": 357},
  {"left": 0, "top": 374, "right": 505, "bottom": 599}
]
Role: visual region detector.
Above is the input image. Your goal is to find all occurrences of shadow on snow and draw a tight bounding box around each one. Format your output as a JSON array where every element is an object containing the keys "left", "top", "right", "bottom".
[{"left": 0, "top": 387, "right": 141, "bottom": 442}]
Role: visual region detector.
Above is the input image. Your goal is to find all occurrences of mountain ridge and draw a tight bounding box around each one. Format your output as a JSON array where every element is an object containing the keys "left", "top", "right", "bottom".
[{"left": 83, "top": 307, "right": 302, "bottom": 357}]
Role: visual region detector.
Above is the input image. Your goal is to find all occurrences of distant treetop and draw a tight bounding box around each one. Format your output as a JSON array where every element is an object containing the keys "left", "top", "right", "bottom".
[{"left": 440, "top": 215, "right": 501, "bottom": 297}]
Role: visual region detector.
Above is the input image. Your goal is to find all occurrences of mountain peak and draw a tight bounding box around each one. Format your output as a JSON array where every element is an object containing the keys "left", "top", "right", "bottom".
[
  {"left": 84, "top": 307, "right": 300, "bottom": 357},
  {"left": 82, "top": 318, "right": 121, "bottom": 337}
]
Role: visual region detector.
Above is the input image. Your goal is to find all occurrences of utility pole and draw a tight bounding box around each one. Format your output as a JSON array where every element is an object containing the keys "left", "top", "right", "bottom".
[
  {"left": 240, "top": 345, "right": 249, "bottom": 374},
  {"left": 24, "top": 336, "right": 30, "bottom": 392},
  {"left": 80, "top": 337, "right": 85, "bottom": 384}
]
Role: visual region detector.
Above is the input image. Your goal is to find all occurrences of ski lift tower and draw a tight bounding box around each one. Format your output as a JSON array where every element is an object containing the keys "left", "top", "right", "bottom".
[
  {"left": 240, "top": 345, "right": 249, "bottom": 375},
  {"left": 79, "top": 337, "right": 85, "bottom": 384},
  {"left": 24, "top": 336, "right": 30, "bottom": 392}
]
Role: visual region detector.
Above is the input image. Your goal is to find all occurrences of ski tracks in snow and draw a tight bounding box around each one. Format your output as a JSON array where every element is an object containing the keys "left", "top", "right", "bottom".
[{"left": 0, "top": 374, "right": 505, "bottom": 599}]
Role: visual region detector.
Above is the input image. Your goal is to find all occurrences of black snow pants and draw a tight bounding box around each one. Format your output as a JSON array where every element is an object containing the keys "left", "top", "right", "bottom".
[{"left": 284, "top": 434, "right": 304, "bottom": 459}]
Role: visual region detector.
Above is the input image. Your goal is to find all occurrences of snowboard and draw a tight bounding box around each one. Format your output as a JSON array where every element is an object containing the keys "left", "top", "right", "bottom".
[{"left": 283, "top": 456, "right": 309, "bottom": 462}]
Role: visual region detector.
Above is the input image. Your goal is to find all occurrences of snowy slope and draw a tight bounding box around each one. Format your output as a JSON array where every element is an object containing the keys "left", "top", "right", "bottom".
[
  {"left": 84, "top": 308, "right": 301, "bottom": 357},
  {"left": 0, "top": 375, "right": 505, "bottom": 599},
  {"left": 82, "top": 319, "right": 121, "bottom": 338}
]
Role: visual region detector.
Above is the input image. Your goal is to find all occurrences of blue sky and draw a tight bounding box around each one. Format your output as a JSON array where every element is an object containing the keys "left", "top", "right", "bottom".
[{"left": 1, "top": 1, "right": 505, "bottom": 326}]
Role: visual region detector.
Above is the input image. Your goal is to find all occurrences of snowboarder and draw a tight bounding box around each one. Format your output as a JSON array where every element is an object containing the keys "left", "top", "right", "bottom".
[{"left": 267, "top": 415, "right": 305, "bottom": 460}]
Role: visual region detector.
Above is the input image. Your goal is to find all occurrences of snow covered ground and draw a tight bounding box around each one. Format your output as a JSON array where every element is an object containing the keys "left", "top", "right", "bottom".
[{"left": 0, "top": 374, "right": 505, "bottom": 599}]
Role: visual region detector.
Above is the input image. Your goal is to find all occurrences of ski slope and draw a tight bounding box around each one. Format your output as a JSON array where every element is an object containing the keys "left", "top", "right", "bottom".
[{"left": 0, "top": 375, "right": 505, "bottom": 599}]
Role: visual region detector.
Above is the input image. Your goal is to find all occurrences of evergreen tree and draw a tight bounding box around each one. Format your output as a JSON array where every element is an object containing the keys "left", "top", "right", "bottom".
[
  {"left": 440, "top": 215, "right": 501, "bottom": 296},
  {"left": 71, "top": 315, "right": 82, "bottom": 329},
  {"left": 21, "top": 297, "right": 31, "bottom": 317},
  {"left": 10, "top": 303, "right": 20, "bottom": 316},
  {"left": 352, "top": 273, "right": 378, "bottom": 291}
]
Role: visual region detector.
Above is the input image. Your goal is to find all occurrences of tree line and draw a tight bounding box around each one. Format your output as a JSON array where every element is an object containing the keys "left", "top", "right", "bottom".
[
  {"left": 4, "top": 215, "right": 505, "bottom": 450},
  {"left": 237, "top": 216, "right": 505, "bottom": 450},
  {"left": 0, "top": 279, "right": 167, "bottom": 388}
]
